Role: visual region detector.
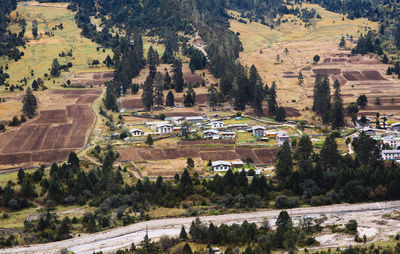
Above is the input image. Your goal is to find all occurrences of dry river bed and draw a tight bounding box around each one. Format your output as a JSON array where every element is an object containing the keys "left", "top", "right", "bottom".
[{"left": 2, "top": 201, "right": 400, "bottom": 253}]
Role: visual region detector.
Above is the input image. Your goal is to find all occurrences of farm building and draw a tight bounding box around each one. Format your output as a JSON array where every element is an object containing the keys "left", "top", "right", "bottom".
[
  {"left": 220, "top": 131, "right": 236, "bottom": 139},
  {"left": 211, "top": 161, "right": 232, "bottom": 172},
  {"left": 203, "top": 129, "right": 219, "bottom": 139},
  {"left": 381, "top": 150, "right": 400, "bottom": 162},
  {"left": 166, "top": 116, "right": 184, "bottom": 125},
  {"left": 277, "top": 131, "right": 290, "bottom": 146},
  {"left": 129, "top": 128, "right": 144, "bottom": 136},
  {"left": 211, "top": 121, "right": 224, "bottom": 129},
  {"left": 185, "top": 116, "right": 203, "bottom": 124},
  {"left": 146, "top": 121, "right": 169, "bottom": 129},
  {"left": 252, "top": 126, "right": 266, "bottom": 137},
  {"left": 155, "top": 123, "right": 173, "bottom": 134},
  {"left": 391, "top": 123, "right": 400, "bottom": 132},
  {"left": 383, "top": 136, "right": 400, "bottom": 148}
]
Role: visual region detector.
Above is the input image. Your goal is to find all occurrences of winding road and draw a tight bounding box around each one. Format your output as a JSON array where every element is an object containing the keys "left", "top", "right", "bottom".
[{"left": 2, "top": 201, "right": 400, "bottom": 253}]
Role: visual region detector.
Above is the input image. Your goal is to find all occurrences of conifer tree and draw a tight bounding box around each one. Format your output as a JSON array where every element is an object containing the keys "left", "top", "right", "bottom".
[
  {"left": 142, "top": 75, "right": 154, "bottom": 111},
  {"left": 22, "top": 87, "right": 37, "bottom": 118},
  {"left": 164, "top": 70, "right": 172, "bottom": 89},
  {"left": 166, "top": 91, "right": 175, "bottom": 107},
  {"left": 50, "top": 58, "right": 61, "bottom": 77},
  {"left": 267, "top": 82, "right": 278, "bottom": 115},
  {"left": 331, "top": 80, "right": 345, "bottom": 129},
  {"left": 154, "top": 72, "right": 164, "bottom": 108},
  {"left": 173, "top": 60, "right": 184, "bottom": 92},
  {"left": 275, "top": 140, "right": 293, "bottom": 182},
  {"left": 252, "top": 79, "right": 264, "bottom": 116}
]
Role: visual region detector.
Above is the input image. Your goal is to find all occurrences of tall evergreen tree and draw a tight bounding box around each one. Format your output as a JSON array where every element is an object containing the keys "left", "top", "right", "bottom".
[
  {"left": 331, "top": 80, "right": 345, "bottom": 129},
  {"left": 183, "top": 86, "right": 196, "bottom": 107},
  {"left": 154, "top": 72, "right": 164, "bottom": 108},
  {"left": 313, "top": 74, "right": 331, "bottom": 124},
  {"left": 50, "top": 58, "right": 61, "bottom": 77},
  {"left": 166, "top": 91, "right": 175, "bottom": 107},
  {"left": 267, "top": 82, "right": 278, "bottom": 115},
  {"left": 252, "top": 79, "right": 264, "bottom": 116},
  {"left": 320, "top": 134, "right": 341, "bottom": 170},
  {"left": 32, "top": 80, "right": 39, "bottom": 91},
  {"left": 208, "top": 85, "right": 219, "bottom": 109},
  {"left": 275, "top": 140, "right": 293, "bottom": 182},
  {"left": 164, "top": 70, "right": 172, "bottom": 89},
  {"left": 173, "top": 60, "right": 184, "bottom": 92},
  {"left": 142, "top": 75, "right": 154, "bottom": 111},
  {"left": 22, "top": 87, "right": 37, "bottom": 118}
]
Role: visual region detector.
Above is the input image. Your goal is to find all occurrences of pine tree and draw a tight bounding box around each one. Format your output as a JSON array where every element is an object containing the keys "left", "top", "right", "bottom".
[
  {"left": 105, "top": 84, "right": 118, "bottom": 112},
  {"left": 275, "top": 140, "right": 293, "bottom": 182},
  {"left": 154, "top": 72, "right": 164, "bottom": 108},
  {"left": 339, "top": 36, "right": 346, "bottom": 47},
  {"left": 173, "top": 60, "right": 184, "bottom": 92},
  {"left": 166, "top": 91, "right": 175, "bottom": 107},
  {"left": 32, "top": 19, "right": 38, "bottom": 39},
  {"left": 32, "top": 80, "right": 39, "bottom": 91},
  {"left": 320, "top": 134, "right": 341, "bottom": 170},
  {"left": 267, "top": 82, "right": 278, "bottom": 115},
  {"left": 142, "top": 75, "right": 154, "bottom": 111},
  {"left": 295, "top": 135, "right": 313, "bottom": 163},
  {"left": 183, "top": 86, "right": 196, "bottom": 107},
  {"left": 331, "top": 80, "right": 345, "bottom": 129},
  {"left": 252, "top": 79, "right": 264, "bottom": 116},
  {"left": 50, "top": 58, "right": 61, "bottom": 77},
  {"left": 22, "top": 87, "right": 37, "bottom": 118},
  {"left": 248, "top": 65, "right": 258, "bottom": 103},
  {"left": 164, "top": 70, "right": 172, "bottom": 89},
  {"left": 275, "top": 106, "right": 286, "bottom": 122},
  {"left": 208, "top": 85, "right": 219, "bottom": 109},
  {"left": 313, "top": 75, "right": 331, "bottom": 123},
  {"left": 180, "top": 226, "right": 188, "bottom": 240},
  {"left": 145, "top": 134, "right": 153, "bottom": 146}
]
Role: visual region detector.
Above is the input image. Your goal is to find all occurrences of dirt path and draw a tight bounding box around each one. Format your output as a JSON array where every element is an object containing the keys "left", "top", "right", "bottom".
[{"left": 3, "top": 201, "right": 400, "bottom": 254}]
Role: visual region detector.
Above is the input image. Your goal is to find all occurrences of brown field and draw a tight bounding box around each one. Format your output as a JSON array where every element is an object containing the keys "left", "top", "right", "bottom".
[
  {"left": 0, "top": 89, "right": 100, "bottom": 166},
  {"left": 119, "top": 147, "right": 278, "bottom": 166},
  {"left": 66, "top": 71, "right": 114, "bottom": 87}
]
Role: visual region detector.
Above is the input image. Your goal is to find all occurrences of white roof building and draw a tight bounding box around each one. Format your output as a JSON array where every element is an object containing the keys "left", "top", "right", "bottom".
[
  {"left": 155, "top": 123, "right": 173, "bottom": 134},
  {"left": 203, "top": 129, "right": 219, "bottom": 139},
  {"left": 185, "top": 116, "right": 203, "bottom": 123},
  {"left": 129, "top": 128, "right": 144, "bottom": 136},
  {"left": 211, "top": 161, "right": 232, "bottom": 172},
  {"left": 220, "top": 131, "right": 236, "bottom": 139},
  {"left": 211, "top": 121, "right": 224, "bottom": 129},
  {"left": 381, "top": 150, "right": 400, "bottom": 162}
]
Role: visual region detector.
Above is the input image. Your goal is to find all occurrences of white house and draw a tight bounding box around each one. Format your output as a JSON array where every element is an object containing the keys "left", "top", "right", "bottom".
[
  {"left": 211, "top": 121, "right": 224, "bottom": 129},
  {"left": 211, "top": 161, "right": 232, "bottom": 172},
  {"left": 185, "top": 116, "right": 203, "bottom": 124},
  {"left": 383, "top": 136, "right": 400, "bottom": 148},
  {"left": 203, "top": 129, "right": 219, "bottom": 139},
  {"left": 155, "top": 123, "right": 173, "bottom": 134},
  {"left": 391, "top": 122, "right": 400, "bottom": 132},
  {"left": 220, "top": 131, "right": 236, "bottom": 139},
  {"left": 381, "top": 150, "right": 400, "bottom": 162},
  {"left": 146, "top": 121, "right": 169, "bottom": 130},
  {"left": 277, "top": 131, "right": 290, "bottom": 146},
  {"left": 252, "top": 126, "right": 266, "bottom": 137},
  {"left": 166, "top": 116, "right": 184, "bottom": 125},
  {"left": 129, "top": 128, "right": 144, "bottom": 136}
]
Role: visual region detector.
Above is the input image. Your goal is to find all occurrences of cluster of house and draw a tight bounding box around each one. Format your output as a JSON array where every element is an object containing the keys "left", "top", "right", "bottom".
[{"left": 251, "top": 126, "right": 290, "bottom": 145}]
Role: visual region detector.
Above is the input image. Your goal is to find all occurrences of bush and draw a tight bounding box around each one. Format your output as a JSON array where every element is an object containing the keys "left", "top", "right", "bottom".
[
  {"left": 8, "top": 199, "right": 21, "bottom": 210},
  {"left": 345, "top": 219, "right": 358, "bottom": 233},
  {"left": 274, "top": 195, "right": 299, "bottom": 209}
]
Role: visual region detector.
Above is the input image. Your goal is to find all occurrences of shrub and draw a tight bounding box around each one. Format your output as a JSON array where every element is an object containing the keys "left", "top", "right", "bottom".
[{"left": 274, "top": 195, "right": 299, "bottom": 209}]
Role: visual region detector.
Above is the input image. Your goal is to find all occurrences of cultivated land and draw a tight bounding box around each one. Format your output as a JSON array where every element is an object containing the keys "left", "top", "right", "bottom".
[
  {"left": 0, "top": 89, "right": 100, "bottom": 166},
  {"left": 3, "top": 200, "right": 400, "bottom": 254},
  {"left": 228, "top": 4, "right": 390, "bottom": 121}
]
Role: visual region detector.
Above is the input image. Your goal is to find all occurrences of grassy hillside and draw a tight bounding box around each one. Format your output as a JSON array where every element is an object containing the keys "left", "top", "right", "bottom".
[{"left": 0, "top": 2, "right": 111, "bottom": 94}]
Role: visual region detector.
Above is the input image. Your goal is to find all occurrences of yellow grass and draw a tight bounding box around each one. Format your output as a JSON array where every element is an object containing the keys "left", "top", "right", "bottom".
[{"left": 0, "top": 2, "right": 112, "bottom": 94}]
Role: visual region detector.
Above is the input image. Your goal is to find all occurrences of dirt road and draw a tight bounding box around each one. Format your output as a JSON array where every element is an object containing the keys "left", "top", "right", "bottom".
[{"left": 2, "top": 201, "right": 400, "bottom": 254}]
